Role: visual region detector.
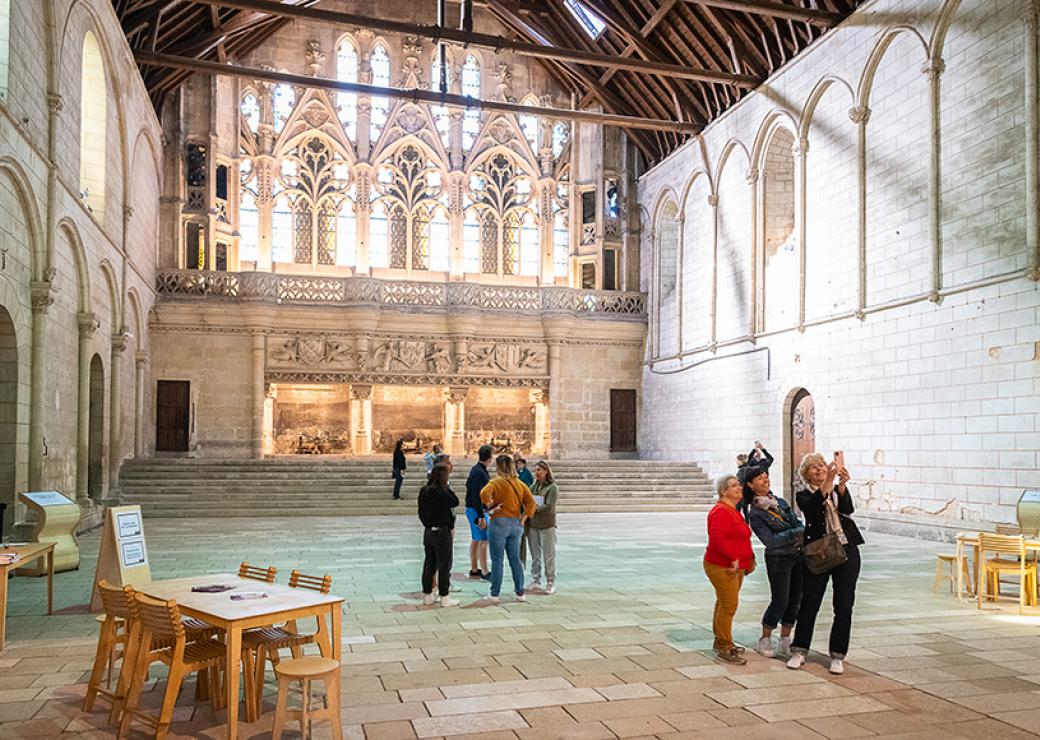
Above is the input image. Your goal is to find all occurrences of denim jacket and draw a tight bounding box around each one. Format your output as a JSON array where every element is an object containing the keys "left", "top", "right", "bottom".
[{"left": 748, "top": 495, "right": 804, "bottom": 556}]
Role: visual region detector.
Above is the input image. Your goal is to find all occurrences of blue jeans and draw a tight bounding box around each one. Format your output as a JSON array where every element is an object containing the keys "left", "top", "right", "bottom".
[{"left": 488, "top": 517, "right": 524, "bottom": 597}]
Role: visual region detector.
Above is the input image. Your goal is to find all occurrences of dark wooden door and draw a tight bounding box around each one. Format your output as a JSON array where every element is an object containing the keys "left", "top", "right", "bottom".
[
  {"left": 790, "top": 389, "right": 815, "bottom": 491},
  {"left": 156, "top": 380, "right": 190, "bottom": 452},
  {"left": 610, "top": 389, "right": 637, "bottom": 452}
]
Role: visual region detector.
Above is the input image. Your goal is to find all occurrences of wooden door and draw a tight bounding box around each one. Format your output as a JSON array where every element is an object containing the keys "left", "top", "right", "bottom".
[
  {"left": 156, "top": 380, "right": 190, "bottom": 452},
  {"left": 790, "top": 389, "right": 815, "bottom": 491},
  {"left": 610, "top": 389, "right": 637, "bottom": 452}
]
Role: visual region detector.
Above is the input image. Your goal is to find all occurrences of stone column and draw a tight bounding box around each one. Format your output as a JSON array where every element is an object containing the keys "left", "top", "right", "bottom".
[
  {"left": 134, "top": 352, "right": 147, "bottom": 457},
  {"left": 252, "top": 333, "right": 266, "bottom": 459},
  {"left": 445, "top": 387, "right": 469, "bottom": 456},
  {"left": 350, "top": 384, "right": 373, "bottom": 455},
  {"left": 28, "top": 280, "right": 53, "bottom": 490},
  {"left": 849, "top": 105, "right": 871, "bottom": 318},
  {"left": 923, "top": 57, "right": 946, "bottom": 301},
  {"left": 262, "top": 384, "right": 276, "bottom": 456},
  {"left": 794, "top": 138, "right": 809, "bottom": 330},
  {"left": 354, "top": 165, "right": 372, "bottom": 273},
  {"left": 108, "top": 329, "right": 128, "bottom": 493},
  {"left": 76, "top": 312, "right": 98, "bottom": 505},
  {"left": 530, "top": 388, "right": 550, "bottom": 456},
  {"left": 448, "top": 172, "right": 465, "bottom": 277}
]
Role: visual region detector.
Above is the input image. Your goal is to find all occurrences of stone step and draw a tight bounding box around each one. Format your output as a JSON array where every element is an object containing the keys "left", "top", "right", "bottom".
[{"left": 130, "top": 505, "right": 714, "bottom": 517}]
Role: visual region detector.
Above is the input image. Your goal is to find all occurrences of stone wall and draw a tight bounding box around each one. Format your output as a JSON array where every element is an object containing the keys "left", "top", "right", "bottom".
[
  {"left": 638, "top": 0, "right": 1040, "bottom": 524},
  {"left": 0, "top": 0, "right": 162, "bottom": 531}
]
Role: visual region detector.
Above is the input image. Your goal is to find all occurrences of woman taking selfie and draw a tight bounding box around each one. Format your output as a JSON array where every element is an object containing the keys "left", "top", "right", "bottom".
[
  {"left": 703, "top": 474, "right": 755, "bottom": 664},
  {"left": 745, "top": 467, "right": 804, "bottom": 659},
  {"left": 787, "top": 452, "right": 863, "bottom": 675}
]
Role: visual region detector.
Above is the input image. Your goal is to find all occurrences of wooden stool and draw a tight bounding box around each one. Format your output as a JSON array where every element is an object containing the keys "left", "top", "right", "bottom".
[
  {"left": 934, "top": 554, "right": 970, "bottom": 594},
  {"left": 271, "top": 656, "right": 343, "bottom": 740},
  {"left": 84, "top": 582, "right": 135, "bottom": 724}
]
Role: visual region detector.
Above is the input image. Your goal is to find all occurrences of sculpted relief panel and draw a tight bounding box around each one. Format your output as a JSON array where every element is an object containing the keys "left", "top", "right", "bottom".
[{"left": 266, "top": 334, "right": 548, "bottom": 387}]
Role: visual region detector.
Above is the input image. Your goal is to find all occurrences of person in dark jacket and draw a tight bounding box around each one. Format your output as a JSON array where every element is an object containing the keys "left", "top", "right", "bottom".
[
  {"left": 515, "top": 457, "right": 534, "bottom": 488},
  {"left": 787, "top": 452, "right": 863, "bottom": 676},
  {"left": 418, "top": 463, "right": 460, "bottom": 607},
  {"left": 745, "top": 467, "right": 804, "bottom": 659},
  {"left": 465, "top": 445, "right": 493, "bottom": 580},
  {"left": 737, "top": 442, "right": 774, "bottom": 486},
  {"left": 392, "top": 439, "right": 406, "bottom": 500}
]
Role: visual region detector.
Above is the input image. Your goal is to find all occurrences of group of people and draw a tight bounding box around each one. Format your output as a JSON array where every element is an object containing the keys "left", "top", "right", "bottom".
[
  {"left": 705, "top": 446, "right": 862, "bottom": 675},
  {"left": 405, "top": 441, "right": 560, "bottom": 607}
]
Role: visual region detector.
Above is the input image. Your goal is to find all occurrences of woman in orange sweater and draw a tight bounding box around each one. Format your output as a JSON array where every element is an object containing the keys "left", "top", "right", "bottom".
[
  {"left": 480, "top": 455, "right": 537, "bottom": 604},
  {"left": 704, "top": 474, "right": 756, "bottom": 664}
]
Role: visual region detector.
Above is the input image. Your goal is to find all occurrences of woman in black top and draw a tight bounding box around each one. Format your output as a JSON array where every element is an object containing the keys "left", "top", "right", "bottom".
[
  {"left": 392, "top": 439, "right": 406, "bottom": 500},
  {"left": 418, "top": 463, "right": 460, "bottom": 606},
  {"left": 787, "top": 452, "right": 863, "bottom": 676}
]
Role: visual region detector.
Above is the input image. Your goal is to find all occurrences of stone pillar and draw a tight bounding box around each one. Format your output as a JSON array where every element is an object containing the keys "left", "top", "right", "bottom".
[
  {"left": 531, "top": 388, "right": 550, "bottom": 456},
  {"left": 252, "top": 333, "right": 266, "bottom": 459},
  {"left": 134, "top": 352, "right": 147, "bottom": 457},
  {"left": 76, "top": 312, "right": 98, "bottom": 505},
  {"left": 28, "top": 280, "right": 53, "bottom": 490},
  {"left": 448, "top": 173, "right": 466, "bottom": 277},
  {"left": 350, "top": 384, "right": 373, "bottom": 455},
  {"left": 444, "top": 387, "right": 468, "bottom": 456},
  {"left": 108, "top": 329, "right": 128, "bottom": 493},
  {"left": 354, "top": 165, "right": 372, "bottom": 273},
  {"left": 262, "top": 384, "right": 276, "bottom": 456}
]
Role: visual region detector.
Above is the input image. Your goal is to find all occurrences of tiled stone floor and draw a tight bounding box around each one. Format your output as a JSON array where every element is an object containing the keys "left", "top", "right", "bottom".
[{"left": 4, "top": 513, "right": 1040, "bottom": 738}]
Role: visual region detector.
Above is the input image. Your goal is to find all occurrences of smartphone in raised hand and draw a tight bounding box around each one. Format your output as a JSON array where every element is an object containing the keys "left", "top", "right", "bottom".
[{"left": 834, "top": 450, "right": 845, "bottom": 469}]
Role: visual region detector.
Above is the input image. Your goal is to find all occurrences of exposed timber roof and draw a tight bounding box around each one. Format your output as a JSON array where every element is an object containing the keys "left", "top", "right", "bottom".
[{"left": 114, "top": 0, "right": 863, "bottom": 164}]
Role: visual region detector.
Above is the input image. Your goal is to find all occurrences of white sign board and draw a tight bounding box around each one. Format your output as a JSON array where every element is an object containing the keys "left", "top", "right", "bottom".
[
  {"left": 119, "top": 538, "right": 148, "bottom": 568},
  {"left": 21, "top": 491, "right": 74, "bottom": 507},
  {"left": 115, "top": 511, "right": 143, "bottom": 539}
]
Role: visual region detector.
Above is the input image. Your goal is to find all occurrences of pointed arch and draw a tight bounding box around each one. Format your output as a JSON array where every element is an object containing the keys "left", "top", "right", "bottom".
[
  {"left": 750, "top": 110, "right": 799, "bottom": 173},
  {"left": 713, "top": 139, "right": 752, "bottom": 192},
  {"left": 798, "top": 75, "right": 856, "bottom": 140}
]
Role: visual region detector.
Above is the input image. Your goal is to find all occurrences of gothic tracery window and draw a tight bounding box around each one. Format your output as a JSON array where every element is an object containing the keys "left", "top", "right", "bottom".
[
  {"left": 240, "top": 93, "right": 260, "bottom": 135},
  {"left": 466, "top": 153, "right": 537, "bottom": 277},
  {"left": 430, "top": 57, "right": 451, "bottom": 149},
  {"left": 461, "top": 54, "right": 481, "bottom": 152},
  {"left": 273, "top": 83, "right": 295, "bottom": 134},
  {"left": 519, "top": 96, "right": 540, "bottom": 154},
  {"left": 374, "top": 143, "right": 446, "bottom": 272}
]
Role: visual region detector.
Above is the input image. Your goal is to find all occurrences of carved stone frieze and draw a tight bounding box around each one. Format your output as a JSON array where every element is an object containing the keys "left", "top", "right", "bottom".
[
  {"left": 267, "top": 371, "right": 548, "bottom": 389},
  {"left": 465, "top": 343, "right": 546, "bottom": 373},
  {"left": 268, "top": 336, "right": 358, "bottom": 368}
]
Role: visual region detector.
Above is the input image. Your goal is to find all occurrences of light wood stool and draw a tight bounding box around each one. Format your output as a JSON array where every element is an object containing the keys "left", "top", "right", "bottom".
[
  {"left": 934, "top": 553, "right": 971, "bottom": 595},
  {"left": 271, "top": 656, "right": 343, "bottom": 740}
]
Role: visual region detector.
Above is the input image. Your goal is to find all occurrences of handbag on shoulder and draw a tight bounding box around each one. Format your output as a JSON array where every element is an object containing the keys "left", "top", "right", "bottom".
[{"left": 803, "top": 497, "right": 848, "bottom": 575}]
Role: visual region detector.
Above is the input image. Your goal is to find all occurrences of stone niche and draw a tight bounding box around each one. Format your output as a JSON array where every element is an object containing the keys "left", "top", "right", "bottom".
[
  {"left": 372, "top": 386, "right": 443, "bottom": 455},
  {"left": 272, "top": 384, "right": 352, "bottom": 454},
  {"left": 465, "top": 387, "right": 535, "bottom": 455}
]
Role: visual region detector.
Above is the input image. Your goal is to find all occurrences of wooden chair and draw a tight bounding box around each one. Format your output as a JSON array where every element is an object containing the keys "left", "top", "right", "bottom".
[
  {"left": 118, "top": 594, "right": 227, "bottom": 740},
  {"left": 271, "top": 656, "right": 343, "bottom": 740},
  {"left": 996, "top": 524, "right": 1040, "bottom": 537},
  {"left": 977, "top": 533, "right": 1038, "bottom": 614},
  {"left": 84, "top": 581, "right": 137, "bottom": 724},
  {"left": 242, "top": 571, "right": 333, "bottom": 721},
  {"left": 239, "top": 561, "right": 278, "bottom": 583}
]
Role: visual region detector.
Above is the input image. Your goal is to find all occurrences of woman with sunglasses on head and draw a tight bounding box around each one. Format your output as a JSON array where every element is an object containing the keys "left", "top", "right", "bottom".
[{"left": 527, "top": 460, "right": 559, "bottom": 594}]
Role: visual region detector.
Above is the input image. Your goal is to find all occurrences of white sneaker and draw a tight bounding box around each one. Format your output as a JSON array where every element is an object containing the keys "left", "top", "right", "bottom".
[
  {"left": 530, "top": 580, "right": 541, "bottom": 590},
  {"left": 516, "top": 593, "right": 526, "bottom": 602},
  {"left": 756, "top": 637, "right": 775, "bottom": 658},
  {"left": 439, "top": 597, "right": 459, "bottom": 607},
  {"left": 829, "top": 658, "right": 845, "bottom": 675},
  {"left": 786, "top": 652, "right": 806, "bottom": 670},
  {"left": 777, "top": 636, "right": 792, "bottom": 658},
  {"left": 487, "top": 595, "right": 500, "bottom": 604},
  {"left": 422, "top": 594, "right": 435, "bottom": 606},
  {"left": 545, "top": 583, "right": 555, "bottom": 595}
]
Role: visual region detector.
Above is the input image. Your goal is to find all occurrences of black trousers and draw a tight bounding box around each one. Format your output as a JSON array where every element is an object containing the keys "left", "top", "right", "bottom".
[
  {"left": 762, "top": 552, "right": 803, "bottom": 629},
  {"left": 792, "top": 544, "right": 861, "bottom": 658},
  {"left": 422, "top": 527, "right": 453, "bottom": 597}
]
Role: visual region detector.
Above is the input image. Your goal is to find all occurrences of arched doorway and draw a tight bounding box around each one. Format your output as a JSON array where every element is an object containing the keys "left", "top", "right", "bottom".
[
  {"left": 785, "top": 388, "right": 815, "bottom": 498},
  {"left": 88, "top": 354, "right": 104, "bottom": 501},
  {"left": 0, "top": 307, "right": 16, "bottom": 536}
]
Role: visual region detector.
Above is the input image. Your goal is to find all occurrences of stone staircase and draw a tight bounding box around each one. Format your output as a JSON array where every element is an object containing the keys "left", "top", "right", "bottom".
[{"left": 118, "top": 458, "right": 716, "bottom": 517}]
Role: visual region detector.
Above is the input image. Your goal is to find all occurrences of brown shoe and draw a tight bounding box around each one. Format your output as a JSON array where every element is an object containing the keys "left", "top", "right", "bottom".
[{"left": 714, "top": 648, "right": 747, "bottom": 665}]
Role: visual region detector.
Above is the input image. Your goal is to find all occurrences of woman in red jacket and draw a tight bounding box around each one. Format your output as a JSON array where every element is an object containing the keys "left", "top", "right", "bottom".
[{"left": 704, "top": 474, "right": 756, "bottom": 664}]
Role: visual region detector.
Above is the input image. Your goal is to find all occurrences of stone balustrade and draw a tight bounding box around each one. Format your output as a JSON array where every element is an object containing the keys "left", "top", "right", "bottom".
[{"left": 155, "top": 270, "right": 647, "bottom": 319}]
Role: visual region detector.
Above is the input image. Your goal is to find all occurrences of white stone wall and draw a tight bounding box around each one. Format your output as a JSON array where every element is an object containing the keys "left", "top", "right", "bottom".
[
  {"left": 0, "top": 0, "right": 162, "bottom": 525},
  {"left": 639, "top": 0, "right": 1040, "bottom": 524}
]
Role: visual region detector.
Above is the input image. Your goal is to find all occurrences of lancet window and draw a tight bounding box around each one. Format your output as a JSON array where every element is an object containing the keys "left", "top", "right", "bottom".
[
  {"left": 373, "top": 144, "right": 448, "bottom": 272},
  {"left": 519, "top": 96, "right": 540, "bottom": 154},
  {"left": 273, "top": 83, "right": 295, "bottom": 134},
  {"left": 553, "top": 176, "right": 571, "bottom": 278},
  {"left": 430, "top": 57, "right": 451, "bottom": 149},
  {"left": 460, "top": 54, "right": 481, "bottom": 152},
  {"left": 336, "top": 39, "right": 359, "bottom": 140},
  {"left": 369, "top": 43, "right": 391, "bottom": 144}
]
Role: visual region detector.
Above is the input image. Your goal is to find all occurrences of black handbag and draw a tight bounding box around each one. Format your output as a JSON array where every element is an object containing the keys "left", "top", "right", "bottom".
[{"left": 803, "top": 499, "right": 848, "bottom": 575}]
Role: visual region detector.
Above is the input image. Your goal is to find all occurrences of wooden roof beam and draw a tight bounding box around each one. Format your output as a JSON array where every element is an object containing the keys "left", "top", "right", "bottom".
[
  {"left": 133, "top": 49, "right": 702, "bottom": 133},
  {"left": 182, "top": 0, "right": 759, "bottom": 87},
  {"left": 682, "top": 0, "right": 841, "bottom": 27}
]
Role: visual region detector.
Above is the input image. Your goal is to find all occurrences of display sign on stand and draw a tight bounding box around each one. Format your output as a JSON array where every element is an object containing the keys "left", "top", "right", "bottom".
[
  {"left": 91, "top": 505, "right": 152, "bottom": 612},
  {"left": 17, "top": 491, "right": 80, "bottom": 575}
]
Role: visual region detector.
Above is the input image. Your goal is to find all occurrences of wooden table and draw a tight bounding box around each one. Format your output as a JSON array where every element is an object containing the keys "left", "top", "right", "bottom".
[
  {"left": 956, "top": 535, "right": 1040, "bottom": 605},
  {"left": 138, "top": 573, "right": 343, "bottom": 739},
  {"left": 0, "top": 542, "right": 55, "bottom": 651}
]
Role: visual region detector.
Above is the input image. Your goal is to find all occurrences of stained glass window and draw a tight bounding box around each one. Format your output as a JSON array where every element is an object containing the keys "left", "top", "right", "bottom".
[
  {"left": 430, "top": 208, "right": 451, "bottom": 272},
  {"left": 317, "top": 202, "right": 337, "bottom": 265},
  {"left": 272, "top": 198, "right": 292, "bottom": 262},
  {"left": 411, "top": 208, "right": 430, "bottom": 270},
  {"left": 463, "top": 208, "right": 480, "bottom": 272},
  {"left": 519, "top": 98, "right": 540, "bottom": 153},
  {"left": 370, "top": 43, "right": 391, "bottom": 143},
  {"left": 293, "top": 201, "right": 313, "bottom": 263},
  {"left": 552, "top": 121, "right": 569, "bottom": 159},
  {"left": 389, "top": 204, "right": 408, "bottom": 268},
  {"left": 553, "top": 211, "right": 569, "bottom": 277},
  {"left": 240, "top": 94, "right": 260, "bottom": 134},
  {"left": 273, "top": 83, "right": 295, "bottom": 134},
  {"left": 519, "top": 211, "right": 539, "bottom": 276},
  {"left": 461, "top": 55, "right": 481, "bottom": 151},
  {"left": 480, "top": 211, "right": 498, "bottom": 274},
  {"left": 336, "top": 40, "right": 359, "bottom": 140},
  {"left": 369, "top": 200, "right": 389, "bottom": 268},
  {"left": 502, "top": 211, "right": 519, "bottom": 275},
  {"left": 337, "top": 203, "right": 356, "bottom": 266}
]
